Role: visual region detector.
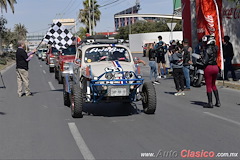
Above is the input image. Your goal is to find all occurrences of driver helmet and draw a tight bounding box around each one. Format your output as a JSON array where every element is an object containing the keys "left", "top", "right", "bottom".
[{"left": 202, "top": 34, "right": 216, "bottom": 45}]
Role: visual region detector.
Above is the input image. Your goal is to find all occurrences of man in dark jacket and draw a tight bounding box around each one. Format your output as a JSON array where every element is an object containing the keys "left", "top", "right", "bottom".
[
  {"left": 182, "top": 39, "right": 192, "bottom": 91},
  {"left": 223, "top": 36, "right": 237, "bottom": 81},
  {"left": 16, "top": 41, "right": 36, "bottom": 97}
]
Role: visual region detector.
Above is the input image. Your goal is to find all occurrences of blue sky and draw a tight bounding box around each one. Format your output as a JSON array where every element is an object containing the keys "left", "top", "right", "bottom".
[{"left": 3, "top": 0, "right": 173, "bottom": 34}]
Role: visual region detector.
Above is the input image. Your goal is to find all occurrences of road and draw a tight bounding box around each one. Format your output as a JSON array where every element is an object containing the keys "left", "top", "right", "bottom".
[{"left": 0, "top": 55, "right": 240, "bottom": 160}]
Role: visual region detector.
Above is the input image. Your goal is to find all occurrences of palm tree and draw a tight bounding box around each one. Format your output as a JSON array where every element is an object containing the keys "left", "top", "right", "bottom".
[
  {"left": 0, "top": 0, "right": 17, "bottom": 13},
  {"left": 78, "top": 0, "right": 101, "bottom": 35},
  {"left": 0, "top": 0, "right": 16, "bottom": 55},
  {"left": 14, "top": 23, "right": 28, "bottom": 40}
]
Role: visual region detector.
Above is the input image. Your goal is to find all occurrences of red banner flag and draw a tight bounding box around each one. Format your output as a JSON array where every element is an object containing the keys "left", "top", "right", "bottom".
[{"left": 199, "top": 0, "right": 224, "bottom": 70}]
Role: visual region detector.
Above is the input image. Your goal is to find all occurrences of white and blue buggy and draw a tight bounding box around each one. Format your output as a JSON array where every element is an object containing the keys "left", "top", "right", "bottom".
[{"left": 63, "top": 41, "right": 156, "bottom": 118}]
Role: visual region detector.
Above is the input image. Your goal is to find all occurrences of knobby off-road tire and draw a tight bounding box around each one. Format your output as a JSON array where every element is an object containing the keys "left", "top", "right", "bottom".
[
  {"left": 71, "top": 84, "right": 83, "bottom": 118},
  {"left": 194, "top": 74, "right": 203, "bottom": 87},
  {"left": 54, "top": 68, "right": 58, "bottom": 79},
  {"left": 63, "top": 79, "right": 71, "bottom": 107},
  {"left": 142, "top": 82, "right": 156, "bottom": 114},
  {"left": 58, "top": 70, "right": 63, "bottom": 84},
  {"left": 49, "top": 67, "right": 54, "bottom": 73}
]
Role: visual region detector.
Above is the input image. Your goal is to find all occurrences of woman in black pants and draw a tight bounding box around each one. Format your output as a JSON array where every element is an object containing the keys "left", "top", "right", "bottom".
[
  {"left": 169, "top": 46, "right": 185, "bottom": 96},
  {"left": 202, "top": 35, "right": 221, "bottom": 108}
]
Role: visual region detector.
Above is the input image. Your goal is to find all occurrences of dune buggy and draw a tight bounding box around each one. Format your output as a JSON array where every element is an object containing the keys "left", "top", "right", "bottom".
[{"left": 63, "top": 39, "right": 156, "bottom": 118}]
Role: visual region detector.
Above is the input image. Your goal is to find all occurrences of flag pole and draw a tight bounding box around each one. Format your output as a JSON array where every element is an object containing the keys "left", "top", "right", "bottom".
[
  {"left": 36, "top": 38, "right": 44, "bottom": 49},
  {"left": 213, "top": 0, "right": 225, "bottom": 85}
]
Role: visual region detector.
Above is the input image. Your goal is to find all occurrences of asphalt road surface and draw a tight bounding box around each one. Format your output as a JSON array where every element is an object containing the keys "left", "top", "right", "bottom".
[{"left": 0, "top": 55, "right": 239, "bottom": 160}]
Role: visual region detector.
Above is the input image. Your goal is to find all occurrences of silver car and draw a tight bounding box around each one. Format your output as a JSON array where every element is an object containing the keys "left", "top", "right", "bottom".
[{"left": 41, "top": 48, "right": 48, "bottom": 61}]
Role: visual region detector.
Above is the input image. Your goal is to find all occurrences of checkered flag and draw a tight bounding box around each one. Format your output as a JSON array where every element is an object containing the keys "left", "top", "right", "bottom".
[
  {"left": 43, "top": 21, "right": 74, "bottom": 50},
  {"left": 43, "top": 28, "right": 54, "bottom": 45}
]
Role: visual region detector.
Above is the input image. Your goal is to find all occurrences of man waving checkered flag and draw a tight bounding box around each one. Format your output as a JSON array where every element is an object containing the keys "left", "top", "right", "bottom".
[{"left": 43, "top": 21, "right": 74, "bottom": 50}]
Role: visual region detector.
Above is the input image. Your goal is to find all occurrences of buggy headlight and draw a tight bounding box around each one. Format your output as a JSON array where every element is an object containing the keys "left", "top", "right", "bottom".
[
  {"left": 63, "top": 63, "right": 70, "bottom": 71},
  {"left": 130, "top": 85, "right": 134, "bottom": 90},
  {"left": 105, "top": 72, "right": 113, "bottom": 80},
  {"left": 50, "top": 58, "right": 54, "bottom": 63},
  {"left": 124, "top": 72, "right": 133, "bottom": 79},
  {"left": 137, "top": 75, "right": 142, "bottom": 79},
  {"left": 93, "top": 76, "right": 98, "bottom": 80}
]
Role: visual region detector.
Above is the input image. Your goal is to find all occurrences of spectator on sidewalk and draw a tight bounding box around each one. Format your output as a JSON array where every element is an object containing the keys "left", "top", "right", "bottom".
[
  {"left": 16, "top": 40, "right": 36, "bottom": 97},
  {"left": 182, "top": 39, "right": 193, "bottom": 91},
  {"left": 223, "top": 35, "right": 237, "bottom": 81},
  {"left": 202, "top": 35, "right": 221, "bottom": 108},
  {"left": 154, "top": 36, "right": 167, "bottom": 78},
  {"left": 169, "top": 45, "right": 185, "bottom": 96},
  {"left": 148, "top": 44, "right": 160, "bottom": 84}
]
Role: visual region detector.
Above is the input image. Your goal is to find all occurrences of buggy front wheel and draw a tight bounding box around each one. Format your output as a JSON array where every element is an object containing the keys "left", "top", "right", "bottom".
[{"left": 141, "top": 82, "right": 156, "bottom": 114}]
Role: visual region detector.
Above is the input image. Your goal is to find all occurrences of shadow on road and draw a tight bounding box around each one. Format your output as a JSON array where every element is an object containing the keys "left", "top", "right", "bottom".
[
  {"left": 191, "top": 101, "right": 213, "bottom": 109},
  {"left": 164, "top": 91, "right": 176, "bottom": 95},
  {"left": 0, "top": 112, "right": 6, "bottom": 115},
  {"left": 83, "top": 102, "right": 141, "bottom": 117}
]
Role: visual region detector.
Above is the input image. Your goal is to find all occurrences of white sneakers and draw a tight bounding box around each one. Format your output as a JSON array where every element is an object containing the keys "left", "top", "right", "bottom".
[
  {"left": 157, "top": 75, "right": 167, "bottom": 79},
  {"left": 174, "top": 91, "right": 185, "bottom": 96}
]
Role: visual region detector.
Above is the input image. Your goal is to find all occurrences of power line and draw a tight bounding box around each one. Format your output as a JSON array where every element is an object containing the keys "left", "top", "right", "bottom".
[
  {"left": 99, "top": 0, "right": 121, "bottom": 8},
  {"left": 100, "top": 0, "right": 128, "bottom": 10},
  {"left": 60, "top": 0, "right": 75, "bottom": 16},
  {"left": 61, "top": 0, "right": 78, "bottom": 18}
]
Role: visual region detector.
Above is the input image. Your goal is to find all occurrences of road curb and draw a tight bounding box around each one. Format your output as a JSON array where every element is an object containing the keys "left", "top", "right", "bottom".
[
  {"left": 216, "top": 80, "right": 240, "bottom": 90},
  {"left": 0, "top": 62, "right": 16, "bottom": 74}
]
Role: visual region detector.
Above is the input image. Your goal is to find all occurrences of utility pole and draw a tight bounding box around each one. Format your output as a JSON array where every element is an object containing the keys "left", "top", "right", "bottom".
[
  {"left": 88, "top": 0, "right": 92, "bottom": 36},
  {"left": 92, "top": 0, "right": 95, "bottom": 35},
  {"left": 190, "top": 0, "right": 198, "bottom": 48}
]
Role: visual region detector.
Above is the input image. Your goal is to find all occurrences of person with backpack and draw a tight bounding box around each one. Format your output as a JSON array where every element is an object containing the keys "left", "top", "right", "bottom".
[
  {"left": 154, "top": 36, "right": 167, "bottom": 78},
  {"left": 169, "top": 45, "right": 185, "bottom": 96},
  {"left": 182, "top": 39, "right": 193, "bottom": 91}
]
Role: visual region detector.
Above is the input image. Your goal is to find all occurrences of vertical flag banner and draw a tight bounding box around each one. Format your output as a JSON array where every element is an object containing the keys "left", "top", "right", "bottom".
[
  {"left": 43, "top": 21, "right": 74, "bottom": 50},
  {"left": 181, "top": 0, "right": 192, "bottom": 46},
  {"left": 199, "top": 0, "right": 224, "bottom": 70}
]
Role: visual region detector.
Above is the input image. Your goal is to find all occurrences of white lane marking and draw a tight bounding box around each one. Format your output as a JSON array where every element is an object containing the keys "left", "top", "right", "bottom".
[
  {"left": 43, "top": 70, "right": 46, "bottom": 74},
  {"left": 204, "top": 112, "right": 240, "bottom": 126},
  {"left": 48, "top": 82, "right": 55, "bottom": 90},
  {"left": 40, "top": 65, "right": 42, "bottom": 67},
  {"left": 68, "top": 122, "right": 95, "bottom": 160}
]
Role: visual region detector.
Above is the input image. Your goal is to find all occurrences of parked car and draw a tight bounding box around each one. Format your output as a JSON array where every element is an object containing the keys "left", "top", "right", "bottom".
[
  {"left": 46, "top": 47, "right": 58, "bottom": 72},
  {"left": 142, "top": 43, "right": 154, "bottom": 57},
  {"left": 54, "top": 45, "right": 76, "bottom": 84},
  {"left": 63, "top": 39, "right": 157, "bottom": 118},
  {"left": 41, "top": 48, "right": 48, "bottom": 61},
  {"left": 37, "top": 49, "right": 43, "bottom": 59}
]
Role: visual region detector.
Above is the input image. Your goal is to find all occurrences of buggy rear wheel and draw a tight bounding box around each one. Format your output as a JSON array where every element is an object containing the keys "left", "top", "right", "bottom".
[{"left": 63, "top": 79, "right": 71, "bottom": 107}]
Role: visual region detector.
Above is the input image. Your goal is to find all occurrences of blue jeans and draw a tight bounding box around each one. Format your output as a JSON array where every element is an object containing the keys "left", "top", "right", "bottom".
[
  {"left": 183, "top": 66, "right": 190, "bottom": 89},
  {"left": 149, "top": 61, "right": 157, "bottom": 80}
]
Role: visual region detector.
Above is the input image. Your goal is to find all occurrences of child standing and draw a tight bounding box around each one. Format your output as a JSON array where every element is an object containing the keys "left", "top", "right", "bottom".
[{"left": 169, "top": 46, "right": 185, "bottom": 96}]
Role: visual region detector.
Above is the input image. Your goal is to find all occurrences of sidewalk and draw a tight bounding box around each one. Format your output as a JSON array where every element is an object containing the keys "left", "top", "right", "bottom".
[{"left": 216, "top": 69, "right": 240, "bottom": 90}]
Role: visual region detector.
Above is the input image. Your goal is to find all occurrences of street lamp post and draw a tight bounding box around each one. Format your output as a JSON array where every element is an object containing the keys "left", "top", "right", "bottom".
[{"left": 88, "top": 0, "right": 92, "bottom": 36}]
